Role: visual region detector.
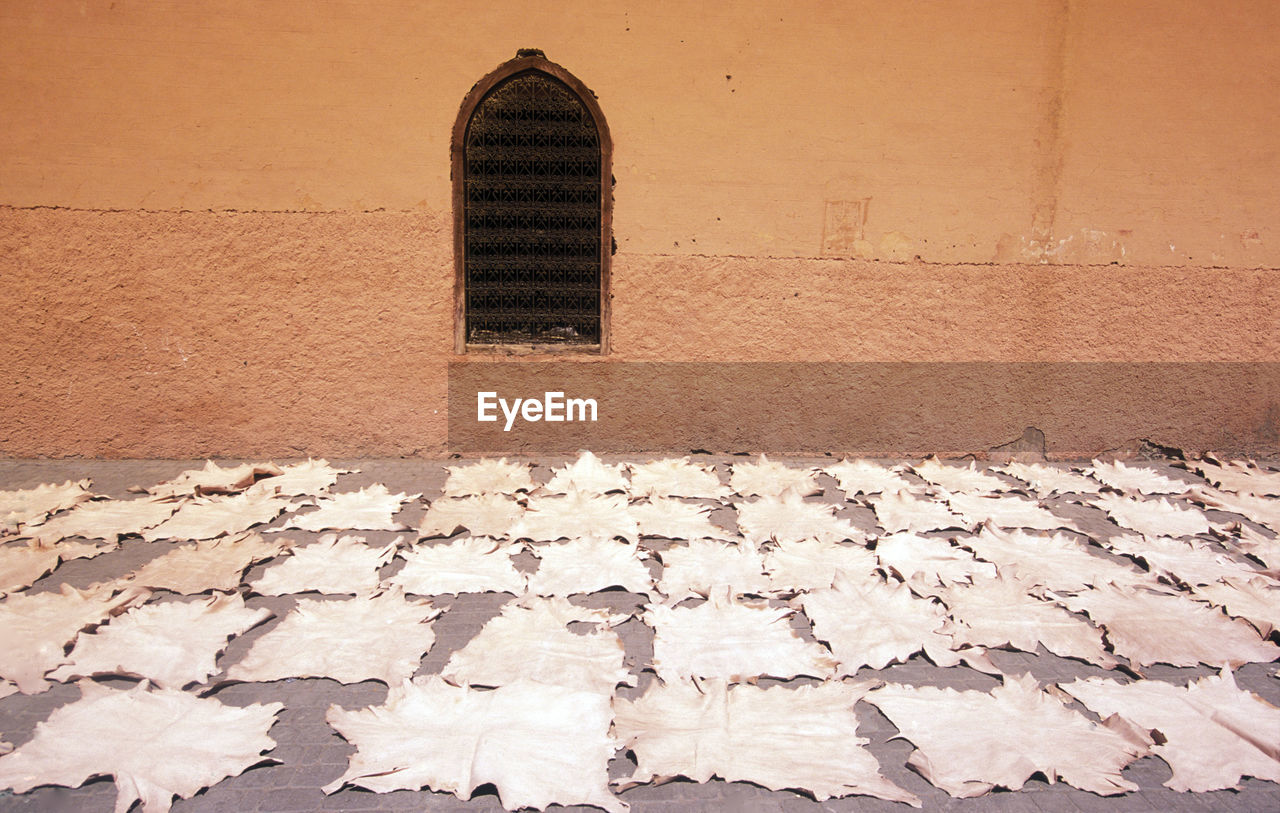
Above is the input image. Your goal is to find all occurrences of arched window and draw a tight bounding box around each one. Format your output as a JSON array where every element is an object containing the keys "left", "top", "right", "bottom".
[{"left": 453, "top": 51, "right": 612, "bottom": 353}]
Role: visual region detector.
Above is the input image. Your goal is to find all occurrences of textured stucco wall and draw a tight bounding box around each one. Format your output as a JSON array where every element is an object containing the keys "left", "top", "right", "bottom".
[{"left": 1, "top": 0, "right": 1277, "bottom": 458}]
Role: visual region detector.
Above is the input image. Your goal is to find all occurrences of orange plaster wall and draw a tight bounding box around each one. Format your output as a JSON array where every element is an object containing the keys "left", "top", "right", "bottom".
[{"left": 1, "top": 1, "right": 1277, "bottom": 458}]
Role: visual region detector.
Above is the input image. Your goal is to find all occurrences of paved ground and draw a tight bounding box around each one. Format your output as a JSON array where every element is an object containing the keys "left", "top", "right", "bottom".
[{"left": 1, "top": 457, "right": 1278, "bottom": 813}]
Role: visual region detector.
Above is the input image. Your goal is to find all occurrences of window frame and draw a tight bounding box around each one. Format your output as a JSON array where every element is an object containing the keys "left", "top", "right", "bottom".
[{"left": 451, "top": 53, "right": 613, "bottom": 355}]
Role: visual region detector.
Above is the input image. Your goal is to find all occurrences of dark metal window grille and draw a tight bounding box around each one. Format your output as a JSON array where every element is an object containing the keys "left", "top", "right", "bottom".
[{"left": 464, "top": 71, "right": 602, "bottom": 345}]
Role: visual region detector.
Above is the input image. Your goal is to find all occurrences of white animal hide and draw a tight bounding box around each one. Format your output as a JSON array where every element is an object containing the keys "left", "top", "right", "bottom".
[
  {"left": 515, "top": 491, "right": 638, "bottom": 543},
  {"left": 0, "top": 681, "right": 282, "bottom": 813},
  {"left": 867, "top": 673, "right": 1150, "bottom": 797},
  {"left": 442, "top": 596, "right": 632, "bottom": 694},
  {"left": 1216, "top": 522, "right": 1280, "bottom": 569},
  {"left": 870, "top": 489, "right": 970, "bottom": 534},
  {"left": 946, "top": 492, "right": 1078, "bottom": 532},
  {"left": 1104, "top": 534, "right": 1272, "bottom": 588},
  {"left": 728, "top": 455, "right": 820, "bottom": 498},
  {"left": 1192, "top": 488, "right": 1280, "bottom": 533},
  {"left": 911, "top": 457, "right": 1008, "bottom": 494},
  {"left": 1188, "top": 579, "right": 1280, "bottom": 637},
  {"left": 543, "top": 451, "right": 628, "bottom": 495},
  {"left": 246, "top": 458, "right": 352, "bottom": 497},
  {"left": 282, "top": 483, "right": 416, "bottom": 532},
  {"left": 1061, "top": 584, "right": 1280, "bottom": 669},
  {"left": 47, "top": 592, "right": 271, "bottom": 689},
  {"left": 249, "top": 534, "right": 398, "bottom": 595},
  {"left": 874, "top": 532, "right": 996, "bottom": 589},
  {"left": 1193, "top": 459, "right": 1280, "bottom": 497},
  {"left": 645, "top": 589, "right": 835, "bottom": 682},
  {"left": 822, "top": 459, "right": 913, "bottom": 497},
  {"left": 142, "top": 491, "right": 291, "bottom": 541},
  {"left": 735, "top": 490, "right": 862, "bottom": 546},
  {"left": 526, "top": 537, "right": 654, "bottom": 597},
  {"left": 1088, "top": 460, "right": 1193, "bottom": 495},
  {"left": 0, "top": 583, "right": 150, "bottom": 694},
  {"left": 0, "top": 545, "right": 62, "bottom": 595},
  {"left": 127, "top": 532, "right": 291, "bottom": 594},
  {"left": 961, "top": 525, "right": 1159, "bottom": 594},
  {"left": 1060, "top": 669, "right": 1280, "bottom": 792},
  {"left": 226, "top": 588, "right": 440, "bottom": 685},
  {"left": 387, "top": 537, "right": 527, "bottom": 596},
  {"left": 144, "top": 460, "right": 283, "bottom": 498},
  {"left": 939, "top": 577, "right": 1118, "bottom": 669},
  {"left": 762, "top": 538, "right": 879, "bottom": 593},
  {"left": 629, "top": 497, "right": 735, "bottom": 541},
  {"left": 418, "top": 493, "right": 524, "bottom": 539},
  {"left": 19, "top": 498, "right": 179, "bottom": 544},
  {"left": 656, "top": 539, "right": 771, "bottom": 602},
  {"left": 324, "top": 676, "right": 626, "bottom": 813},
  {"left": 627, "top": 457, "right": 731, "bottom": 500},
  {"left": 0, "top": 479, "right": 94, "bottom": 532},
  {"left": 613, "top": 678, "right": 921, "bottom": 806},
  {"left": 442, "top": 458, "right": 536, "bottom": 497},
  {"left": 1091, "top": 493, "right": 1211, "bottom": 538},
  {"left": 997, "top": 462, "right": 1101, "bottom": 496},
  {"left": 798, "top": 573, "right": 991, "bottom": 674}
]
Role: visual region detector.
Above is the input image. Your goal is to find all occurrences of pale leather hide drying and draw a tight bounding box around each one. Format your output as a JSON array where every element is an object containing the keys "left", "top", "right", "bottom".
[
  {"left": 542, "top": 451, "right": 628, "bottom": 495},
  {"left": 1103, "top": 533, "right": 1272, "bottom": 588},
  {"left": 822, "top": 459, "right": 913, "bottom": 497},
  {"left": 911, "top": 456, "right": 1008, "bottom": 494},
  {"left": 797, "top": 572, "right": 993, "bottom": 674},
  {"left": 225, "top": 588, "right": 440, "bottom": 685},
  {"left": 387, "top": 536, "right": 527, "bottom": 596},
  {"left": 0, "top": 479, "right": 94, "bottom": 533},
  {"left": 245, "top": 458, "right": 351, "bottom": 497},
  {"left": 0, "top": 583, "right": 149, "bottom": 694},
  {"left": 655, "top": 539, "right": 771, "bottom": 602},
  {"left": 870, "top": 489, "right": 970, "bottom": 534},
  {"left": 626, "top": 457, "right": 730, "bottom": 500},
  {"left": 1192, "top": 459, "right": 1280, "bottom": 497},
  {"left": 1087, "top": 460, "right": 1193, "bottom": 495},
  {"left": 442, "top": 457, "right": 536, "bottom": 497},
  {"left": 959, "top": 524, "right": 1158, "bottom": 594},
  {"left": 645, "top": 588, "right": 835, "bottom": 682},
  {"left": 874, "top": 532, "right": 996, "bottom": 589},
  {"left": 735, "top": 490, "right": 862, "bottom": 546},
  {"left": 143, "top": 460, "right": 283, "bottom": 498},
  {"left": 867, "top": 673, "right": 1151, "bottom": 797},
  {"left": 762, "top": 537, "right": 879, "bottom": 593},
  {"left": 938, "top": 576, "right": 1118, "bottom": 669},
  {"left": 514, "top": 491, "right": 639, "bottom": 543},
  {"left": 0, "top": 680, "right": 282, "bottom": 813},
  {"left": 996, "top": 462, "right": 1101, "bottom": 496},
  {"left": 629, "top": 497, "right": 735, "bottom": 541},
  {"left": 442, "top": 596, "right": 633, "bottom": 694},
  {"left": 1090, "top": 493, "right": 1211, "bottom": 538},
  {"left": 945, "top": 492, "right": 1078, "bottom": 532},
  {"left": 418, "top": 493, "right": 524, "bottom": 539},
  {"left": 282, "top": 483, "right": 416, "bottom": 532},
  {"left": 525, "top": 537, "right": 654, "bottom": 597},
  {"left": 47, "top": 592, "right": 271, "bottom": 689},
  {"left": 19, "top": 497, "right": 179, "bottom": 544},
  {"left": 127, "top": 531, "right": 291, "bottom": 594},
  {"left": 1060, "top": 583, "right": 1280, "bottom": 669},
  {"left": 728, "top": 455, "right": 820, "bottom": 498},
  {"left": 613, "top": 678, "right": 921, "bottom": 806},
  {"left": 142, "top": 491, "right": 290, "bottom": 541},
  {"left": 249, "top": 533, "right": 398, "bottom": 595},
  {"left": 1060, "top": 669, "right": 1280, "bottom": 792},
  {"left": 324, "top": 676, "right": 627, "bottom": 813}
]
